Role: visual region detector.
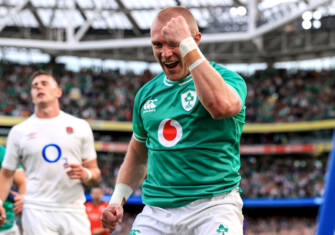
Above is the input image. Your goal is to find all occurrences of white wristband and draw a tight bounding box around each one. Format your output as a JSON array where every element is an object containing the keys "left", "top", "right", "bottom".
[
  {"left": 109, "top": 183, "right": 133, "bottom": 206},
  {"left": 83, "top": 168, "right": 92, "bottom": 182},
  {"left": 189, "top": 57, "right": 206, "bottom": 71},
  {"left": 0, "top": 199, "right": 3, "bottom": 207}
]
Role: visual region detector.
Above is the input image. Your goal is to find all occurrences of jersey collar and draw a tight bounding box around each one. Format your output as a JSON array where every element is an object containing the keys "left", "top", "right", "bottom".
[{"left": 163, "top": 74, "right": 193, "bottom": 87}]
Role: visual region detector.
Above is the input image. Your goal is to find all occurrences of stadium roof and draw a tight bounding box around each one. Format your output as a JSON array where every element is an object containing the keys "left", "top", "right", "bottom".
[{"left": 0, "top": 0, "right": 334, "bottom": 63}]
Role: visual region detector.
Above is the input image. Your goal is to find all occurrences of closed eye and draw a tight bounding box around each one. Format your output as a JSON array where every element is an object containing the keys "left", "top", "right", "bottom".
[{"left": 152, "top": 42, "right": 162, "bottom": 48}]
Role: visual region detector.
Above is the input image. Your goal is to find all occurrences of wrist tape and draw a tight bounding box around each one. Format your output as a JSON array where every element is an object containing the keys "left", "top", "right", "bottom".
[
  {"left": 189, "top": 58, "right": 206, "bottom": 71},
  {"left": 84, "top": 168, "right": 92, "bottom": 182},
  {"left": 179, "top": 37, "right": 206, "bottom": 71},
  {"left": 179, "top": 37, "right": 198, "bottom": 58},
  {"left": 109, "top": 183, "right": 133, "bottom": 206}
]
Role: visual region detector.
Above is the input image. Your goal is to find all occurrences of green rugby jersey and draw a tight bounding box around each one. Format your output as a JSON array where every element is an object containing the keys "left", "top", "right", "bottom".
[
  {"left": 0, "top": 145, "right": 22, "bottom": 231},
  {"left": 133, "top": 62, "right": 247, "bottom": 208}
]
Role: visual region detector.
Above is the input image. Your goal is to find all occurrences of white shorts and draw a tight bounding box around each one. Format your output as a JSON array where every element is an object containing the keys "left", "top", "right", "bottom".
[
  {"left": 21, "top": 208, "right": 90, "bottom": 235},
  {"left": 131, "top": 188, "right": 244, "bottom": 235},
  {"left": 0, "top": 224, "right": 20, "bottom": 235}
]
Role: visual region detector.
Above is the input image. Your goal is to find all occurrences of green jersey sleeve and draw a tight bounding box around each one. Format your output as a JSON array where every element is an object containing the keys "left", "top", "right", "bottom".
[
  {"left": 0, "top": 145, "right": 5, "bottom": 167},
  {"left": 211, "top": 62, "right": 247, "bottom": 106},
  {"left": 132, "top": 90, "right": 147, "bottom": 142}
]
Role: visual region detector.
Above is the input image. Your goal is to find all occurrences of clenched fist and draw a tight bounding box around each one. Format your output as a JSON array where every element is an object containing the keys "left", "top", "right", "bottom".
[
  {"left": 101, "top": 203, "right": 123, "bottom": 232},
  {"left": 161, "top": 16, "right": 192, "bottom": 46}
]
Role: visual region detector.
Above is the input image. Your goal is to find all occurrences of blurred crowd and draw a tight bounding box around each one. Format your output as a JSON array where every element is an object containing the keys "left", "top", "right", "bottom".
[
  {"left": 240, "top": 155, "right": 326, "bottom": 198},
  {"left": 246, "top": 69, "right": 335, "bottom": 122},
  {"left": 1, "top": 62, "right": 335, "bottom": 123},
  {"left": 0, "top": 63, "right": 151, "bottom": 121},
  {"left": 245, "top": 216, "right": 316, "bottom": 235},
  {"left": 96, "top": 153, "right": 327, "bottom": 199}
]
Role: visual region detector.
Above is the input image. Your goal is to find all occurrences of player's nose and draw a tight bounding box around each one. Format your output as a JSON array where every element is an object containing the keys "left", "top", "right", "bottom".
[{"left": 162, "top": 45, "right": 173, "bottom": 58}]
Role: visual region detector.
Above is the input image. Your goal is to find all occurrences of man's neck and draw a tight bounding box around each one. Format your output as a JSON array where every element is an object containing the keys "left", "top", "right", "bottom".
[{"left": 35, "top": 105, "right": 60, "bottom": 119}]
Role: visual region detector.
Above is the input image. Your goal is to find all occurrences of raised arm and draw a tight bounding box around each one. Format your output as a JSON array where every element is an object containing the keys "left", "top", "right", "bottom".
[{"left": 162, "top": 16, "right": 242, "bottom": 119}]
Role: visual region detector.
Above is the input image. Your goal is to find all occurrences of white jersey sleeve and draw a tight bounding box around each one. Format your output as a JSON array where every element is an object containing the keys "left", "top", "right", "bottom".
[
  {"left": 3, "top": 124, "right": 23, "bottom": 171},
  {"left": 80, "top": 120, "right": 96, "bottom": 161}
]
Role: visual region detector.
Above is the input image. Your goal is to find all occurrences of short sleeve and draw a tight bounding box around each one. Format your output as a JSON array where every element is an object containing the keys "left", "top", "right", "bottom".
[
  {"left": 2, "top": 126, "right": 21, "bottom": 171},
  {"left": 81, "top": 120, "right": 97, "bottom": 161},
  {"left": 132, "top": 91, "right": 147, "bottom": 143},
  {"left": 0, "top": 145, "right": 5, "bottom": 167}
]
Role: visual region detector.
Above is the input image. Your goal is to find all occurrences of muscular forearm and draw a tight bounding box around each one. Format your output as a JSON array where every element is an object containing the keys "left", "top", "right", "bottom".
[
  {"left": 116, "top": 158, "right": 147, "bottom": 191},
  {"left": 116, "top": 138, "right": 147, "bottom": 190},
  {"left": 0, "top": 168, "right": 14, "bottom": 202},
  {"left": 191, "top": 61, "right": 241, "bottom": 119},
  {"left": 83, "top": 167, "right": 101, "bottom": 185},
  {"left": 13, "top": 169, "right": 26, "bottom": 195},
  {"left": 90, "top": 167, "right": 101, "bottom": 183},
  {"left": 180, "top": 37, "right": 241, "bottom": 119}
]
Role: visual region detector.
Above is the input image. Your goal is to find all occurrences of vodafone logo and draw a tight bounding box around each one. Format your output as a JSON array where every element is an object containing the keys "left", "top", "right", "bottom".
[{"left": 158, "top": 119, "right": 182, "bottom": 147}]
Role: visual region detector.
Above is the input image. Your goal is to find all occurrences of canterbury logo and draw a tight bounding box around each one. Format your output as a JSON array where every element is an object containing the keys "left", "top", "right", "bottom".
[
  {"left": 143, "top": 99, "right": 157, "bottom": 113},
  {"left": 158, "top": 119, "right": 182, "bottom": 147}
]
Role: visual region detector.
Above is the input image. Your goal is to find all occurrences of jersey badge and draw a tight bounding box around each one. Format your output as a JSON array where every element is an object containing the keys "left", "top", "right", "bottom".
[
  {"left": 181, "top": 90, "right": 197, "bottom": 111},
  {"left": 66, "top": 126, "right": 74, "bottom": 134},
  {"left": 143, "top": 99, "right": 157, "bottom": 114}
]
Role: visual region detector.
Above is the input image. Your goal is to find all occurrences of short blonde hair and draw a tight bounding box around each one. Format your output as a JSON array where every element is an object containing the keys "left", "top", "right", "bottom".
[{"left": 153, "top": 6, "right": 199, "bottom": 35}]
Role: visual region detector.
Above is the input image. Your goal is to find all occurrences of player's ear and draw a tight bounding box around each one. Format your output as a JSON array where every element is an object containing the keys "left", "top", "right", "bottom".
[
  {"left": 194, "top": 32, "right": 201, "bottom": 45},
  {"left": 56, "top": 87, "right": 62, "bottom": 98}
]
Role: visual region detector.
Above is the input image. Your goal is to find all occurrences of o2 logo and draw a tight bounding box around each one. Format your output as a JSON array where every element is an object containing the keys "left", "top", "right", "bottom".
[
  {"left": 42, "top": 144, "right": 67, "bottom": 165},
  {"left": 158, "top": 119, "right": 182, "bottom": 147}
]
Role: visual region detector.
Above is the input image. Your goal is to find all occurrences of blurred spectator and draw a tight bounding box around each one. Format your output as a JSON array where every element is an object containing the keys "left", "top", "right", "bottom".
[{"left": 85, "top": 187, "right": 109, "bottom": 235}]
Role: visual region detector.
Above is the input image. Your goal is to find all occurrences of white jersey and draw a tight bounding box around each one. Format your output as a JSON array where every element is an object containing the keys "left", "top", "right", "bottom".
[{"left": 3, "top": 111, "right": 97, "bottom": 211}]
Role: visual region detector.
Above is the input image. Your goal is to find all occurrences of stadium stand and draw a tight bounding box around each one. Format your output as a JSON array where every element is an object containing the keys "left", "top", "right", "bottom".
[
  {"left": 1, "top": 0, "right": 335, "bottom": 234},
  {"left": 1, "top": 63, "right": 335, "bottom": 123}
]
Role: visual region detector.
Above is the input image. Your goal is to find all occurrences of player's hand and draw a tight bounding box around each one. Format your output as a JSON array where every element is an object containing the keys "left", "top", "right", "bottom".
[
  {"left": 161, "top": 16, "right": 192, "bottom": 45},
  {"left": 0, "top": 205, "right": 6, "bottom": 227},
  {"left": 11, "top": 191, "right": 24, "bottom": 215},
  {"left": 101, "top": 203, "right": 123, "bottom": 232},
  {"left": 64, "top": 163, "right": 88, "bottom": 181}
]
